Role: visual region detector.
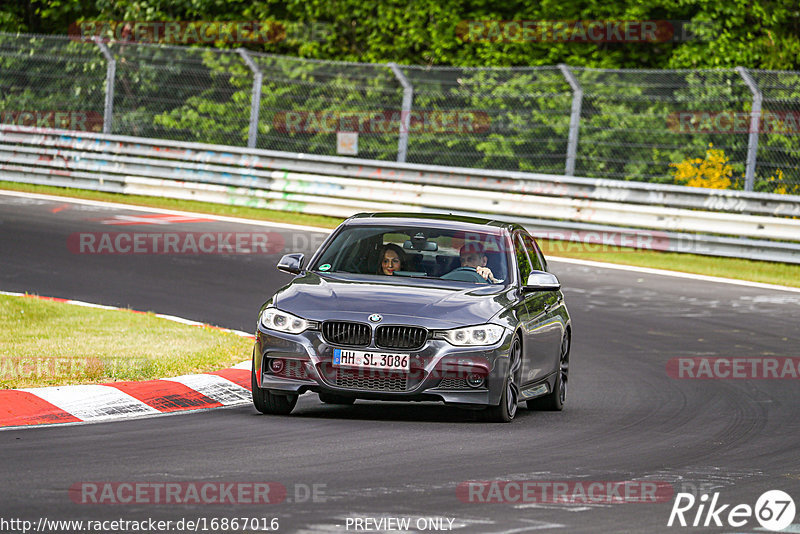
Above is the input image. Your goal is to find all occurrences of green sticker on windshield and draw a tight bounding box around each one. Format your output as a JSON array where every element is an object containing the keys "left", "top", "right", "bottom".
[{"left": 319, "top": 263, "right": 331, "bottom": 271}]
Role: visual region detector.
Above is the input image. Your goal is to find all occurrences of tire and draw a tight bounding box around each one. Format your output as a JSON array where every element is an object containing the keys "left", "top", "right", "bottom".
[
  {"left": 251, "top": 357, "right": 298, "bottom": 415},
  {"left": 318, "top": 392, "right": 356, "bottom": 405},
  {"left": 527, "top": 332, "right": 569, "bottom": 411},
  {"left": 483, "top": 335, "right": 521, "bottom": 423}
]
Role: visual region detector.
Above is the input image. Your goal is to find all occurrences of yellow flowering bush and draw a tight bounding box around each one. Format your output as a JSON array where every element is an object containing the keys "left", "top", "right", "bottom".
[
  {"left": 670, "top": 144, "right": 733, "bottom": 189},
  {"left": 671, "top": 145, "right": 799, "bottom": 195},
  {"left": 765, "top": 169, "right": 800, "bottom": 195}
]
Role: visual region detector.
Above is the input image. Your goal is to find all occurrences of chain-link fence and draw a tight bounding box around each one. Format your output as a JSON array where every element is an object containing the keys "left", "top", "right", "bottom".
[{"left": 2, "top": 32, "right": 799, "bottom": 193}]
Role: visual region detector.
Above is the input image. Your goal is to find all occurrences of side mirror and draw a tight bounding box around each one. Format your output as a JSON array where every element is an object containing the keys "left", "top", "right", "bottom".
[
  {"left": 523, "top": 271, "right": 560, "bottom": 292},
  {"left": 277, "top": 253, "right": 305, "bottom": 275}
]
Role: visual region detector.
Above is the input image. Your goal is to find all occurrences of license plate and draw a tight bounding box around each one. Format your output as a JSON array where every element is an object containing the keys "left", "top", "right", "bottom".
[{"left": 332, "top": 349, "right": 410, "bottom": 372}]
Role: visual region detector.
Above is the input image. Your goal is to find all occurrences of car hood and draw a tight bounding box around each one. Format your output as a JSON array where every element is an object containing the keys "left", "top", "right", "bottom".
[{"left": 273, "top": 272, "right": 513, "bottom": 329}]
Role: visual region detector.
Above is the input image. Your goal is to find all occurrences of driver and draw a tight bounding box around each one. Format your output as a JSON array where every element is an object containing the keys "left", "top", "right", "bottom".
[
  {"left": 377, "top": 243, "right": 406, "bottom": 275},
  {"left": 441, "top": 244, "right": 499, "bottom": 283}
]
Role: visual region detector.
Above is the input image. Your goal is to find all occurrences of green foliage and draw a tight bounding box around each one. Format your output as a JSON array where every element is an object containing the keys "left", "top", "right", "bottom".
[
  {"left": 2, "top": 1, "right": 799, "bottom": 191},
  {"left": 0, "top": 33, "right": 107, "bottom": 120},
  {"left": 3, "top": 0, "right": 799, "bottom": 69}
]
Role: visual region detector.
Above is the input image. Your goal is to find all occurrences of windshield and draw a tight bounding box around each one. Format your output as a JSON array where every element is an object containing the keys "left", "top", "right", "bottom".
[{"left": 310, "top": 225, "right": 510, "bottom": 285}]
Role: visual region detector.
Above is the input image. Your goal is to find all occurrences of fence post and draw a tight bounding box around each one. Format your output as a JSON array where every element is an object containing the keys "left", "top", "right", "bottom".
[
  {"left": 388, "top": 63, "right": 413, "bottom": 163},
  {"left": 736, "top": 66, "right": 761, "bottom": 192},
  {"left": 238, "top": 49, "right": 263, "bottom": 149},
  {"left": 93, "top": 37, "right": 115, "bottom": 134},
  {"left": 558, "top": 64, "right": 583, "bottom": 177}
]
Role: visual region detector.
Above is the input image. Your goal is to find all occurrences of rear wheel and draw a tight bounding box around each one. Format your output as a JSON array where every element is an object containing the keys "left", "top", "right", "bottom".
[
  {"left": 483, "top": 336, "right": 521, "bottom": 423},
  {"left": 318, "top": 392, "right": 356, "bottom": 405},
  {"left": 251, "top": 357, "right": 298, "bottom": 415},
  {"left": 527, "top": 333, "right": 569, "bottom": 411}
]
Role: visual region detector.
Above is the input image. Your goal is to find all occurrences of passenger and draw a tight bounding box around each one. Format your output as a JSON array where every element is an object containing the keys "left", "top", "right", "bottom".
[
  {"left": 377, "top": 243, "right": 406, "bottom": 275},
  {"left": 441, "top": 244, "right": 499, "bottom": 283}
]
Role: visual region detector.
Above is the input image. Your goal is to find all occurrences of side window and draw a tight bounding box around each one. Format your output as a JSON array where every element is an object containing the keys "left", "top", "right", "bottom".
[
  {"left": 521, "top": 234, "right": 545, "bottom": 272},
  {"left": 514, "top": 234, "right": 532, "bottom": 284}
]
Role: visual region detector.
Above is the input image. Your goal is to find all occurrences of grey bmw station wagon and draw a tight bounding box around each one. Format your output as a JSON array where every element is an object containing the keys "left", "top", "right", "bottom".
[{"left": 252, "top": 213, "right": 571, "bottom": 422}]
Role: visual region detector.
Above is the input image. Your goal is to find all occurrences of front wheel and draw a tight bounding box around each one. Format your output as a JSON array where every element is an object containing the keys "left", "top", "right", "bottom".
[
  {"left": 252, "top": 358, "right": 298, "bottom": 415},
  {"left": 483, "top": 336, "right": 521, "bottom": 423},
  {"left": 527, "top": 333, "right": 569, "bottom": 411}
]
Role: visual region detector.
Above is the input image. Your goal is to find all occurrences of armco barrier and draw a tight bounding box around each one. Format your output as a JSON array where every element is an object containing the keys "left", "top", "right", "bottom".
[{"left": 1, "top": 125, "right": 800, "bottom": 263}]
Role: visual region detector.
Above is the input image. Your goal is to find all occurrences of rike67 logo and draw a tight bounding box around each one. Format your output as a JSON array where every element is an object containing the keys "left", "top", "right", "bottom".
[{"left": 668, "top": 490, "right": 796, "bottom": 531}]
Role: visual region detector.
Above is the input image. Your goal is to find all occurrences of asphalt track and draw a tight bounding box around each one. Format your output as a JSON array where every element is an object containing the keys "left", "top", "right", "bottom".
[{"left": 1, "top": 191, "right": 799, "bottom": 533}]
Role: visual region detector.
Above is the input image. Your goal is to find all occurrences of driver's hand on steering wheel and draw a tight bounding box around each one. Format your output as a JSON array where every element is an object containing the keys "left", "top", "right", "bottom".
[{"left": 476, "top": 266, "right": 498, "bottom": 283}]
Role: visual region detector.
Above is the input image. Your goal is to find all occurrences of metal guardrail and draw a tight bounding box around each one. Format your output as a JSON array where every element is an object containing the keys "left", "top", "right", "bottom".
[
  {"left": 4, "top": 33, "right": 800, "bottom": 192},
  {"left": 1, "top": 125, "right": 800, "bottom": 264}
]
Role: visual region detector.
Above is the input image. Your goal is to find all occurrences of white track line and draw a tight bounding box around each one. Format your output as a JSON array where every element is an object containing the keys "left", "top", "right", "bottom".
[
  {"left": 548, "top": 256, "right": 800, "bottom": 293},
  {"left": 0, "top": 189, "right": 332, "bottom": 234},
  {"left": 2, "top": 188, "right": 799, "bottom": 293}
]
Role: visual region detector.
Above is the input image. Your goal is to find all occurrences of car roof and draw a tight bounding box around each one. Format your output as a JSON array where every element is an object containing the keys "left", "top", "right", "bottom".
[{"left": 346, "top": 212, "right": 516, "bottom": 232}]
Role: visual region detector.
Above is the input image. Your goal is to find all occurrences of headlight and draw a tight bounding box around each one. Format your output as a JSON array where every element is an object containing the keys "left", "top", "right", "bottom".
[
  {"left": 438, "top": 324, "right": 505, "bottom": 346},
  {"left": 259, "top": 307, "right": 311, "bottom": 334}
]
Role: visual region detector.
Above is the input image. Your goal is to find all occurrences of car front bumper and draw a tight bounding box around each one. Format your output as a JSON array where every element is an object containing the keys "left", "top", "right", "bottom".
[{"left": 253, "top": 326, "right": 514, "bottom": 407}]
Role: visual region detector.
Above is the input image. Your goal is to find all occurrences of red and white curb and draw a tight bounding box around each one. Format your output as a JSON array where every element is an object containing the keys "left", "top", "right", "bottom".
[{"left": 0, "top": 291, "right": 255, "bottom": 430}]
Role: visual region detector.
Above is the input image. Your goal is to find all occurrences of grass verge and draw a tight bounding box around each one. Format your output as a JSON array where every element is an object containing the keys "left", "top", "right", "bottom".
[
  {"left": 0, "top": 294, "right": 254, "bottom": 389},
  {"left": 2, "top": 181, "right": 799, "bottom": 288}
]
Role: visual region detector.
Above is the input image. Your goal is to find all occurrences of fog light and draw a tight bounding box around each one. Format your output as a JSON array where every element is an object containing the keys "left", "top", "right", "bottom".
[
  {"left": 466, "top": 373, "right": 485, "bottom": 388},
  {"left": 269, "top": 358, "right": 285, "bottom": 374}
]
